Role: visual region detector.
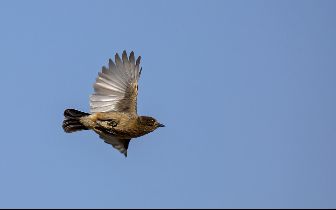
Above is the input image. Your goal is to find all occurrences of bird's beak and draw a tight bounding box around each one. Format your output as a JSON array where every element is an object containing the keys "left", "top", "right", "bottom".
[{"left": 157, "top": 123, "right": 165, "bottom": 127}]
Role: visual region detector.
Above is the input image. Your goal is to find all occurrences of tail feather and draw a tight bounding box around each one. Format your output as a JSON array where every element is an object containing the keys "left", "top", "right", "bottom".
[
  {"left": 63, "top": 109, "right": 89, "bottom": 133},
  {"left": 64, "top": 109, "right": 89, "bottom": 119}
]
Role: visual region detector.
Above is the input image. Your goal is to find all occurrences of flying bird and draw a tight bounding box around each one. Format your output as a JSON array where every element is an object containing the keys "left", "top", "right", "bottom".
[{"left": 62, "top": 50, "right": 164, "bottom": 157}]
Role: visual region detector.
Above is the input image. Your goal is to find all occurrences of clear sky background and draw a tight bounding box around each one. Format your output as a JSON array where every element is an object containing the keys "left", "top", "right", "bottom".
[{"left": 0, "top": 0, "right": 335, "bottom": 208}]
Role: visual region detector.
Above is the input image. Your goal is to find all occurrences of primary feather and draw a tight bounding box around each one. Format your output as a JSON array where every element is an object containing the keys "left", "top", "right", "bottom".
[{"left": 90, "top": 50, "right": 141, "bottom": 114}]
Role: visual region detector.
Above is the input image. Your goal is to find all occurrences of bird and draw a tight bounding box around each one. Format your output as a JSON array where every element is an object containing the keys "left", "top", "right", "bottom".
[{"left": 62, "top": 50, "right": 164, "bottom": 157}]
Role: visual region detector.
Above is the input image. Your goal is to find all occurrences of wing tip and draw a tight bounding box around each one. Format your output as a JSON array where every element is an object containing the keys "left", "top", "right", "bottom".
[
  {"left": 122, "top": 50, "right": 128, "bottom": 63},
  {"left": 129, "top": 51, "right": 135, "bottom": 64},
  {"left": 111, "top": 50, "right": 139, "bottom": 65},
  {"left": 136, "top": 56, "right": 141, "bottom": 66},
  {"left": 108, "top": 58, "right": 116, "bottom": 70},
  {"left": 115, "top": 52, "right": 122, "bottom": 64}
]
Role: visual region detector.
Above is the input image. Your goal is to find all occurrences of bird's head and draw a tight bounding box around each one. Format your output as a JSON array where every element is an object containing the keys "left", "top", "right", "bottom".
[{"left": 138, "top": 116, "right": 165, "bottom": 132}]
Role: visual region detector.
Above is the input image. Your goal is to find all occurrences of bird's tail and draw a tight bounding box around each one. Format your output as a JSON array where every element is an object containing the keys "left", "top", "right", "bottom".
[{"left": 62, "top": 109, "right": 90, "bottom": 133}]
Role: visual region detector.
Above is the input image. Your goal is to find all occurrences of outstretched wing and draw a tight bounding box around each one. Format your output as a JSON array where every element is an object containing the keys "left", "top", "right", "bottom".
[
  {"left": 99, "top": 133, "right": 131, "bottom": 157},
  {"left": 90, "top": 50, "right": 142, "bottom": 114}
]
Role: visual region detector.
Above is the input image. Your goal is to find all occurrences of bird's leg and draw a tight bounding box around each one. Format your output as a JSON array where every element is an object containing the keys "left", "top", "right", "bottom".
[
  {"left": 94, "top": 126, "right": 117, "bottom": 136},
  {"left": 96, "top": 119, "right": 118, "bottom": 128},
  {"left": 95, "top": 119, "right": 118, "bottom": 135},
  {"left": 107, "top": 120, "right": 118, "bottom": 127}
]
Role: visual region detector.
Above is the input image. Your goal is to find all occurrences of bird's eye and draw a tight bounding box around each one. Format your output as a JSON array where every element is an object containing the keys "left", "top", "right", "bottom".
[{"left": 146, "top": 120, "right": 155, "bottom": 126}]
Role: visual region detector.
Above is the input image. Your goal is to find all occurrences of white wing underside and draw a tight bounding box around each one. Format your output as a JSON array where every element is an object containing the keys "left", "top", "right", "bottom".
[{"left": 90, "top": 51, "right": 141, "bottom": 114}]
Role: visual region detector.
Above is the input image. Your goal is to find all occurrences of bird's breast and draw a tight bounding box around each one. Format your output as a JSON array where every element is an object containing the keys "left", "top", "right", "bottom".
[{"left": 112, "top": 124, "right": 150, "bottom": 139}]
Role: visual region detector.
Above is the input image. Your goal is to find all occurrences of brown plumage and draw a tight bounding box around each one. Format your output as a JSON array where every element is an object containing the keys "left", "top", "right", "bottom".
[{"left": 62, "top": 51, "right": 164, "bottom": 157}]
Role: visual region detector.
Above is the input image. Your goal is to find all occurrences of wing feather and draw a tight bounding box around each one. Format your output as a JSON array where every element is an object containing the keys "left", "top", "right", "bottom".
[
  {"left": 99, "top": 134, "right": 131, "bottom": 157},
  {"left": 90, "top": 50, "right": 141, "bottom": 114}
]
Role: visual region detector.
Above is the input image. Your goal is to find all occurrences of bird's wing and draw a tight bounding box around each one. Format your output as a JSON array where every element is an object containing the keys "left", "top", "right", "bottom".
[
  {"left": 90, "top": 50, "right": 142, "bottom": 114},
  {"left": 99, "top": 133, "right": 131, "bottom": 157}
]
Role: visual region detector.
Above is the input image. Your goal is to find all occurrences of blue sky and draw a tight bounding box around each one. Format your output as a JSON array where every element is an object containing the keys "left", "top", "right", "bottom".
[{"left": 0, "top": 0, "right": 335, "bottom": 208}]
